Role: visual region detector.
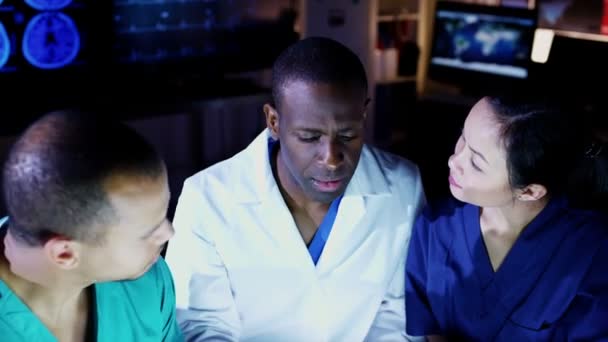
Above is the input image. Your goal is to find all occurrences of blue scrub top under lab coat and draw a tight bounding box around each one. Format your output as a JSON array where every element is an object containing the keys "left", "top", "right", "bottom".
[
  {"left": 0, "top": 218, "right": 183, "bottom": 342},
  {"left": 268, "top": 137, "right": 343, "bottom": 265},
  {"left": 405, "top": 197, "right": 608, "bottom": 341}
]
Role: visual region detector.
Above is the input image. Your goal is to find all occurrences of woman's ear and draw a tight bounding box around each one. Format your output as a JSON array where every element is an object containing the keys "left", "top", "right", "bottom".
[{"left": 515, "top": 183, "right": 548, "bottom": 202}]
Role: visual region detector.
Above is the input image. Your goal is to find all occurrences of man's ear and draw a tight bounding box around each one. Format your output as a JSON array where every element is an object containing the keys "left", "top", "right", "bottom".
[
  {"left": 264, "top": 103, "right": 280, "bottom": 140},
  {"left": 44, "top": 237, "right": 81, "bottom": 270},
  {"left": 363, "top": 98, "right": 371, "bottom": 121},
  {"left": 515, "top": 183, "right": 548, "bottom": 202}
]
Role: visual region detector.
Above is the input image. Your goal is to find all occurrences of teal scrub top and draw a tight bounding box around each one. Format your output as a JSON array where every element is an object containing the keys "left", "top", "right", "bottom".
[{"left": 0, "top": 219, "right": 184, "bottom": 341}]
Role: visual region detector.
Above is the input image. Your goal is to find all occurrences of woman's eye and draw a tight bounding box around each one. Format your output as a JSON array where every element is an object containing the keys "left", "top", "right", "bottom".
[{"left": 471, "top": 159, "right": 482, "bottom": 172}]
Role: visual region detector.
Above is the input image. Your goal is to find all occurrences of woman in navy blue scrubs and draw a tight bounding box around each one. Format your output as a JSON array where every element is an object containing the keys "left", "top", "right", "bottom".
[{"left": 405, "top": 96, "right": 608, "bottom": 341}]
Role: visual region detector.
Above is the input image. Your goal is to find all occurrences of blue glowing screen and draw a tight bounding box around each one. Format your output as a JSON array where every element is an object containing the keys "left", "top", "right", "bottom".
[
  {"left": 112, "top": 0, "right": 295, "bottom": 64},
  {"left": 0, "top": 0, "right": 87, "bottom": 72}
]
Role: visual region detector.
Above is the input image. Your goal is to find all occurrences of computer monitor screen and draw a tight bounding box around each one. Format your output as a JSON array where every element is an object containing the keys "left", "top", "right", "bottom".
[
  {"left": 429, "top": 2, "right": 537, "bottom": 87},
  {"left": 0, "top": 1, "right": 298, "bottom": 110},
  {"left": 111, "top": 0, "right": 298, "bottom": 72}
]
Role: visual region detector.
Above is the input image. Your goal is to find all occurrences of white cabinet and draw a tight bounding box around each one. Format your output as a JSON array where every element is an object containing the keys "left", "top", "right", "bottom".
[{"left": 300, "top": 0, "right": 436, "bottom": 143}]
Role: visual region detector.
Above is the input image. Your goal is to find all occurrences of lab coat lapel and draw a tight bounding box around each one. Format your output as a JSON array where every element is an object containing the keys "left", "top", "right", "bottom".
[
  {"left": 314, "top": 194, "right": 366, "bottom": 273},
  {"left": 314, "top": 146, "right": 390, "bottom": 274},
  {"left": 238, "top": 129, "right": 317, "bottom": 271}
]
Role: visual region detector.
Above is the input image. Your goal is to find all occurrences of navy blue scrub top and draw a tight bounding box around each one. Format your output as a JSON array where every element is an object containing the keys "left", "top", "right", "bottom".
[{"left": 406, "top": 197, "right": 608, "bottom": 341}]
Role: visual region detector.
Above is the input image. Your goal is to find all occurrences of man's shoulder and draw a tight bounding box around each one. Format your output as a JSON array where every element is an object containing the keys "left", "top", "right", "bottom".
[
  {"left": 360, "top": 145, "right": 422, "bottom": 197},
  {"left": 187, "top": 130, "right": 269, "bottom": 187},
  {"left": 95, "top": 258, "right": 179, "bottom": 340},
  {"left": 183, "top": 144, "right": 258, "bottom": 194},
  {"left": 362, "top": 145, "right": 420, "bottom": 177},
  {"left": 196, "top": 148, "right": 251, "bottom": 178}
]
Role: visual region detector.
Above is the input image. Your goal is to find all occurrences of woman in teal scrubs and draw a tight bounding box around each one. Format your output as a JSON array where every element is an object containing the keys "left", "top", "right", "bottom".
[
  {"left": 0, "top": 111, "right": 183, "bottom": 341},
  {"left": 406, "top": 96, "right": 608, "bottom": 340}
]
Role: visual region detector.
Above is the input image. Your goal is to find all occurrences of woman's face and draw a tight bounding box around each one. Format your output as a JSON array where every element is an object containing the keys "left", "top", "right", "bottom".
[{"left": 448, "top": 97, "right": 515, "bottom": 207}]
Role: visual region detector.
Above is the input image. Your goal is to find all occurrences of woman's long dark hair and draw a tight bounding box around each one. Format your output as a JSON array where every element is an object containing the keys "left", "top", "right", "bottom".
[{"left": 487, "top": 95, "right": 607, "bottom": 212}]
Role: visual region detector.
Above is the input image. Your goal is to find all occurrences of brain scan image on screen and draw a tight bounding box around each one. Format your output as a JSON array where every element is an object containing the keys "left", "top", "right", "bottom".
[
  {"left": 25, "top": 0, "right": 72, "bottom": 11},
  {"left": 0, "top": 22, "right": 10, "bottom": 69},
  {"left": 22, "top": 12, "right": 80, "bottom": 69}
]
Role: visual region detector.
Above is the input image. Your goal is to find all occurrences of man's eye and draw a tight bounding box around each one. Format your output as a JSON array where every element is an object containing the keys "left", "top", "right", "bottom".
[
  {"left": 339, "top": 135, "right": 357, "bottom": 142},
  {"left": 299, "top": 136, "right": 319, "bottom": 142}
]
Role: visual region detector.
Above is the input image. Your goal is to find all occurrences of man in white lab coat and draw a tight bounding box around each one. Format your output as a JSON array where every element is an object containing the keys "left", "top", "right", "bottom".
[{"left": 165, "top": 37, "right": 426, "bottom": 341}]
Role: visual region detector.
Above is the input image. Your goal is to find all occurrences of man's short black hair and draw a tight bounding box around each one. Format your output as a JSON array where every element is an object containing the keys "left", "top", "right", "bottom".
[
  {"left": 271, "top": 36, "right": 368, "bottom": 109},
  {"left": 2, "top": 110, "right": 165, "bottom": 246}
]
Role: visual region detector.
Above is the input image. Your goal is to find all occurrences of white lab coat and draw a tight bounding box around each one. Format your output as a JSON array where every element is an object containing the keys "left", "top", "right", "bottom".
[{"left": 165, "top": 129, "right": 426, "bottom": 342}]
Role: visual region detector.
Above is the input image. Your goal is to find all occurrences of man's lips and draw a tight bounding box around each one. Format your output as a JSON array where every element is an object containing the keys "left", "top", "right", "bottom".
[{"left": 312, "top": 178, "right": 344, "bottom": 192}]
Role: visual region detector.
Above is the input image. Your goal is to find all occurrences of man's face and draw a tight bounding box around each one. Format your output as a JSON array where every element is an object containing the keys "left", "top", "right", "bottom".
[
  {"left": 81, "top": 171, "right": 174, "bottom": 281},
  {"left": 267, "top": 80, "right": 368, "bottom": 204},
  {"left": 2, "top": 170, "right": 174, "bottom": 284}
]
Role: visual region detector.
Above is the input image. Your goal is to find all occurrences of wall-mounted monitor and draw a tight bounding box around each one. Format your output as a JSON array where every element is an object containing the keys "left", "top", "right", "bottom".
[
  {"left": 0, "top": 0, "right": 299, "bottom": 115},
  {"left": 110, "top": 0, "right": 299, "bottom": 86},
  {"left": 428, "top": 2, "right": 537, "bottom": 94}
]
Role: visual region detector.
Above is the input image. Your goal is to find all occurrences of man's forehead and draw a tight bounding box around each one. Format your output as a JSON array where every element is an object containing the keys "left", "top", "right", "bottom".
[
  {"left": 281, "top": 80, "right": 366, "bottom": 100},
  {"left": 288, "top": 110, "right": 364, "bottom": 126}
]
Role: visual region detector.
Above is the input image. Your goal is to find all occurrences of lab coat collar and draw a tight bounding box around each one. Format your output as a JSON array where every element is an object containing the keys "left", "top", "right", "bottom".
[{"left": 238, "top": 129, "right": 390, "bottom": 204}]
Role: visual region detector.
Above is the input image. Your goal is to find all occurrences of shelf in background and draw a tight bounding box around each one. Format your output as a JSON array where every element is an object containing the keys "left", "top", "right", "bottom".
[
  {"left": 375, "top": 75, "right": 417, "bottom": 85},
  {"left": 552, "top": 29, "right": 608, "bottom": 43},
  {"left": 378, "top": 13, "right": 419, "bottom": 23}
]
